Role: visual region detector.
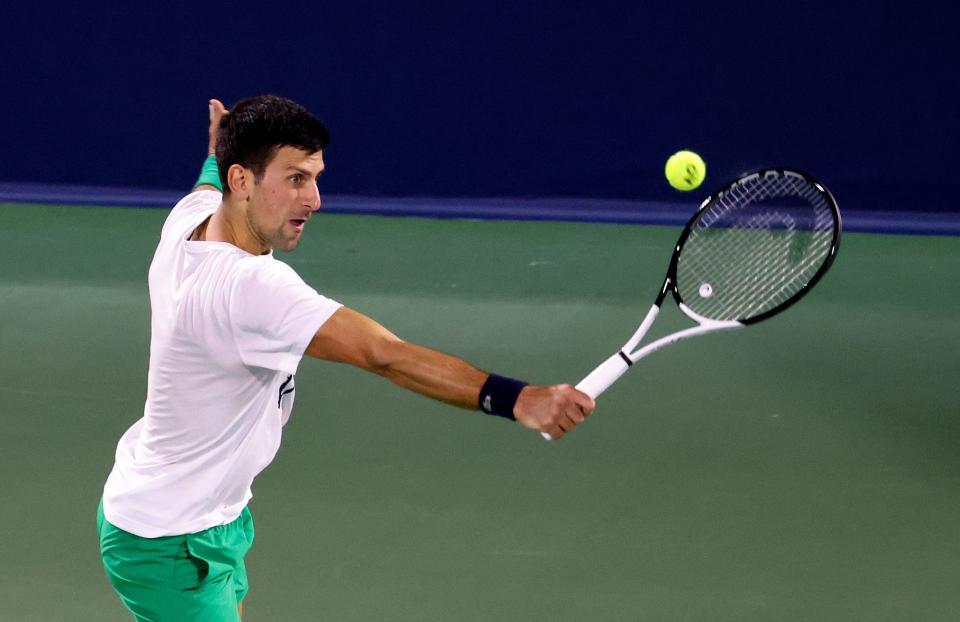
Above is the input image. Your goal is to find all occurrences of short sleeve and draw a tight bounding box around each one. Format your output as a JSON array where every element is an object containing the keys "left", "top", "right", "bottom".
[
  {"left": 228, "top": 258, "right": 342, "bottom": 374},
  {"left": 162, "top": 191, "right": 221, "bottom": 238}
]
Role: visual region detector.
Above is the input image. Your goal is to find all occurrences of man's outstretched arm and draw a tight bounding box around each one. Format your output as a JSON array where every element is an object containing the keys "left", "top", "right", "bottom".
[{"left": 307, "top": 307, "right": 595, "bottom": 440}]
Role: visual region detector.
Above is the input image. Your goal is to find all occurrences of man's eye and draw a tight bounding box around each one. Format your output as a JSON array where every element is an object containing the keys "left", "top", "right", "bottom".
[{"left": 290, "top": 175, "right": 301, "bottom": 183}]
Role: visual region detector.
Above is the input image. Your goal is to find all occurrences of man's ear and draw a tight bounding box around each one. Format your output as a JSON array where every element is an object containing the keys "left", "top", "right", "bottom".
[{"left": 227, "top": 164, "right": 251, "bottom": 199}]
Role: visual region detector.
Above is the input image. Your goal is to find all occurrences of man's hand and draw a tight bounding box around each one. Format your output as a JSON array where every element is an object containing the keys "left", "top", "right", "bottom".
[
  {"left": 193, "top": 99, "right": 230, "bottom": 194},
  {"left": 207, "top": 99, "right": 228, "bottom": 155},
  {"left": 513, "top": 385, "right": 595, "bottom": 440}
]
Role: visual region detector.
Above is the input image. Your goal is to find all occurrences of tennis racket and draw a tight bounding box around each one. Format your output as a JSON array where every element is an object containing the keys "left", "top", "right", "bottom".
[{"left": 545, "top": 167, "right": 841, "bottom": 440}]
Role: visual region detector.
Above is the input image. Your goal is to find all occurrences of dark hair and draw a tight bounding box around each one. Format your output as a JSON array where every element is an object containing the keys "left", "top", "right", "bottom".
[{"left": 215, "top": 95, "right": 330, "bottom": 193}]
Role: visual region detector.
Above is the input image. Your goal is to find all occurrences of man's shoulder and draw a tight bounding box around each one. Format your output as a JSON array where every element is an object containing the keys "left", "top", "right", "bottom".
[
  {"left": 163, "top": 191, "right": 221, "bottom": 235},
  {"left": 232, "top": 254, "right": 307, "bottom": 288}
]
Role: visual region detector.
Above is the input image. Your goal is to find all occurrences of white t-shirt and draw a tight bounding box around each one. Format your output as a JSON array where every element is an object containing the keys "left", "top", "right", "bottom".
[{"left": 102, "top": 191, "right": 341, "bottom": 537}]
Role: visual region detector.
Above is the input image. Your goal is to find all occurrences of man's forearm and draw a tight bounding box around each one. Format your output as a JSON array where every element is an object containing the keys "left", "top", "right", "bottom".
[
  {"left": 371, "top": 339, "right": 490, "bottom": 410},
  {"left": 307, "top": 307, "right": 489, "bottom": 409}
]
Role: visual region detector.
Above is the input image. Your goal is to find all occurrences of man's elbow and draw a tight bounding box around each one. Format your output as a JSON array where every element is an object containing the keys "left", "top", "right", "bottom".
[{"left": 362, "top": 335, "right": 407, "bottom": 376}]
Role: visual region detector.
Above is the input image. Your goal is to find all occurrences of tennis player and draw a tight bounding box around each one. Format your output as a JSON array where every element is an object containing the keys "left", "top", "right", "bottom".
[{"left": 97, "top": 95, "right": 595, "bottom": 621}]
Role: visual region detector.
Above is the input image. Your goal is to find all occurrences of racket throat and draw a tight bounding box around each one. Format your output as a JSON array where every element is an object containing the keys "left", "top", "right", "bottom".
[{"left": 617, "top": 351, "right": 634, "bottom": 367}]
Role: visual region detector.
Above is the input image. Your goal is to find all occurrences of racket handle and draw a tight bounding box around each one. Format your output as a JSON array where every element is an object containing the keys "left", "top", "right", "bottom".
[
  {"left": 540, "top": 352, "right": 631, "bottom": 441},
  {"left": 575, "top": 352, "right": 631, "bottom": 399}
]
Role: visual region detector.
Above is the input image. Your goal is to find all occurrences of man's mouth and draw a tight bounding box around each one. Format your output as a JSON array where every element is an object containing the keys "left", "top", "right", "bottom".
[{"left": 290, "top": 218, "right": 306, "bottom": 231}]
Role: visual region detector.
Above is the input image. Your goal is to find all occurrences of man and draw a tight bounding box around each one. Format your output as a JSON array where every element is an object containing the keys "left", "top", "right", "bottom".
[{"left": 98, "top": 95, "right": 594, "bottom": 621}]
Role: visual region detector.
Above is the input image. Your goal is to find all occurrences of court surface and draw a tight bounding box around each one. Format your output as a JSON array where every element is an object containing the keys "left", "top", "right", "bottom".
[{"left": 1, "top": 202, "right": 958, "bottom": 621}]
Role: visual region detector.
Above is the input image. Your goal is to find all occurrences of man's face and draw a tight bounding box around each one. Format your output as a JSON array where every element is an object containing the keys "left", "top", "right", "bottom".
[{"left": 246, "top": 146, "right": 325, "bottom": 253}]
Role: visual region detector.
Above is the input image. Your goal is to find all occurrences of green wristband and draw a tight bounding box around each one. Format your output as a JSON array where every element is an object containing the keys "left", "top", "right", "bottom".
[{"left": 194, "top": 154, "right": 223, "bottom": 192}]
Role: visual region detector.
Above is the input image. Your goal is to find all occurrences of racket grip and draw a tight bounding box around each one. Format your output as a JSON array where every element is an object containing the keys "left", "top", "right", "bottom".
[
  {"left": 540, "top": 353, "right": 631, "bottom": 441},
  {"left": 575, "top": 352, "right": 631, "bottom": 399}
]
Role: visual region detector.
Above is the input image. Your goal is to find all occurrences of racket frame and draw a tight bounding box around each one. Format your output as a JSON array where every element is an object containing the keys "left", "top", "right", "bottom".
[{"left": 668, "top": 168, "right": 842, "bottom": 326}]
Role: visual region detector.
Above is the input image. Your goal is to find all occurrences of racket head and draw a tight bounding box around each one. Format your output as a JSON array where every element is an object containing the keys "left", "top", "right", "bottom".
[{"left": 664, "top": 168, "right": 841, "bottom": 324}]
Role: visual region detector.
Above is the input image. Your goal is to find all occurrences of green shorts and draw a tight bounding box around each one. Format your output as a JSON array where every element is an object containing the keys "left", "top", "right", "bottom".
[{"left": 97, "top": 500, "right": 255, "bottom": 622}]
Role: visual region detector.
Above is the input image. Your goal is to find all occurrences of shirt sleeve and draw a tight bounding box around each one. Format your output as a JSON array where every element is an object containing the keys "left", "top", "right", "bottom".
[
  {"left": 161, "top": 191, "right": 221, "bottom": 238},
  {"left": 228, "top": 258, "right": 342, "bottom": 374}
]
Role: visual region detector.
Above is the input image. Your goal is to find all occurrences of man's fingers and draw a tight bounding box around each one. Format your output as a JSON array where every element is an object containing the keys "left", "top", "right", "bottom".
[
  {"left": 514, "top": 383, "right": 598, "bottom": 440},
  {"left": 206, "top": 99, "right": 230, "bottom": 155},
  {"left": 556, "top": 388, "right": 592, "bottom": 428},
  {"left": 546, "top": 400, "right": 586, "bottom": 439},
  {"left": 209, "top": 99, "right": 228, "bottom": 120},
  {"left": 566, "top": 407, "right": 586, "bottom": 425},
  {"left": 571, "top": 390, "right": 596, "bottom": 415}
]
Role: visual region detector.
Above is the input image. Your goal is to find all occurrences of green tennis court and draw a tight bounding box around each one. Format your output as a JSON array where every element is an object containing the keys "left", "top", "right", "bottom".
[{"left": 2, "top": 202, "right": 959, "bottom": 621}]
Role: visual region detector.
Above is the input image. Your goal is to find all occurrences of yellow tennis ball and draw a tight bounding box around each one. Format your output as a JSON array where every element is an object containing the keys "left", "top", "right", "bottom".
[{"left": 665, "top": 150, "right": 706, "bottom": 191}]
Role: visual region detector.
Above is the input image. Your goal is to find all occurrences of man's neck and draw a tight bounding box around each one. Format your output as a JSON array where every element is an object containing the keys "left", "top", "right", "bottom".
[{"left": 198, "top": 203, "right": 270, "bottom": 255}]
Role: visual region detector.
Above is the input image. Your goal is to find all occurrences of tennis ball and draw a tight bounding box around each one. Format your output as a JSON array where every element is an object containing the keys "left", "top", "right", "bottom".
[{"left": 665, "top": 150, "right": 706, "bottom": 191}]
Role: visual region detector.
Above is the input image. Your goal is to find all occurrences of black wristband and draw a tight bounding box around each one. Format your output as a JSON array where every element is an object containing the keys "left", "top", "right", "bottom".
[{"left": 478, "top": 374, "right": 527, "bottom": 421}]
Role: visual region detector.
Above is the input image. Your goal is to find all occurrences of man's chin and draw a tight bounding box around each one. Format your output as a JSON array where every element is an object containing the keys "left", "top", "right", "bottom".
[
  {"left": 274, "top": 239, "right": 301, "bottom": 252},
  {"left": 265, "top": 232, "right": 300, "bottom": 252}
]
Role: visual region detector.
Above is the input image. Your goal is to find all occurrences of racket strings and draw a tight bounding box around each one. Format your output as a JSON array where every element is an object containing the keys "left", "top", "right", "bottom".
[
  {"left": 676, "top": 173, "right": 836, "bottom": 321},
  {"left": 683, "top": 182, "right": 833, "bottom": 319},
  {"left": 685, "top": 210, "right": 832, "bottom": 319}
]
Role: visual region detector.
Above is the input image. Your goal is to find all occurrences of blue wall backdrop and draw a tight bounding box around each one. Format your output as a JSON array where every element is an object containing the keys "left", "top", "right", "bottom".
[{"left": 1, "top": 2, "right": 956, "bottom": 214}]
